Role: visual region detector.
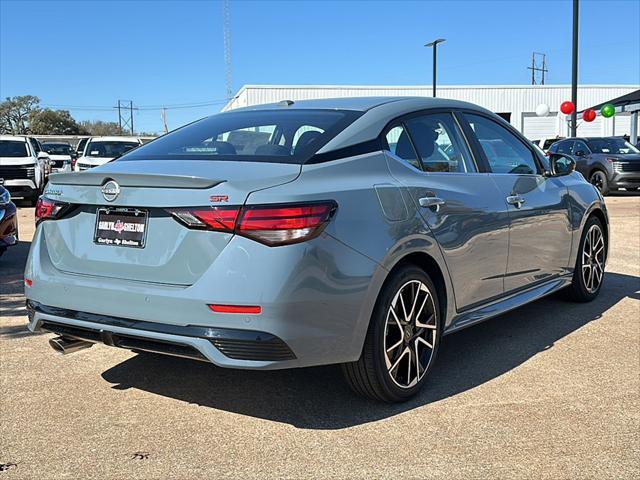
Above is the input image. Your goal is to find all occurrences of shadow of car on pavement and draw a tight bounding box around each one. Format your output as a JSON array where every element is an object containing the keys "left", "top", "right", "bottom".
[{"left": 100, "top": 271, "right": 639, "bottom": 430}]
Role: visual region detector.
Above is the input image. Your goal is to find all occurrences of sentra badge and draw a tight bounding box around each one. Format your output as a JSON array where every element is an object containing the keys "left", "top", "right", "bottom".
[{"left": 44, "top": 187, "right": 63, "bottom": 196}]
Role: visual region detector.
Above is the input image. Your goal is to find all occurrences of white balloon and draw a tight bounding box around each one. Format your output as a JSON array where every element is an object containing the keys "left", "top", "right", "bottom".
[{"left": 535, "top": 104, "right": 550, "bottom": 117}]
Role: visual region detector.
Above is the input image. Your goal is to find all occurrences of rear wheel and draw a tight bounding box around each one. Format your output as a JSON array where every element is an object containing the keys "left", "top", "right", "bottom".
[
  {"left": 589, "top": 170, "right": 610, "bottom": 195},
  {"left": 567, "top": 216, "right": 606, "bottom": 302},
  {"left": 342, "top": 265, "right": 441, "bottom": 402}
]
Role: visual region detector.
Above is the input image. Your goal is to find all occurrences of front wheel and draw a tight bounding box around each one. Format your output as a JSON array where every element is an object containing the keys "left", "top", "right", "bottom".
[
  {"left": 567, "top": 216, "right": 606, "bottom": 302},
  {"left": 342, "top": 265, "right": 441, "bottom": 402},
  {"left": 589, "top": 170, "right": 610, "bottom": 195}
]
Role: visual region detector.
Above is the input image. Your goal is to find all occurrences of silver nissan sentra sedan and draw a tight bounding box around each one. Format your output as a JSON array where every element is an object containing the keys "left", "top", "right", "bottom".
[{"left": 26, "top": 97, "right": 608, "bottom": 402}]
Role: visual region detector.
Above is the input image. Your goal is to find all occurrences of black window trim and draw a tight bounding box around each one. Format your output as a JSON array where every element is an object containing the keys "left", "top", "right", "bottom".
[{"left": 457, "top": 110, "right": 547, "bottom": 176}]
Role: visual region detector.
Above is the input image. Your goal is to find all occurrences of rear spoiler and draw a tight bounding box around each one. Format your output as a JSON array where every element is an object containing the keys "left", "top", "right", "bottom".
[{"left": 48, "top": 172, "right": 224, "bottom": 189}]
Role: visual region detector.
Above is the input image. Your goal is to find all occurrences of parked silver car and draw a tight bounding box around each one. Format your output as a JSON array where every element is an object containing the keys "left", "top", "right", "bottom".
[{"left": 26, "top": 97, "right": 608, "bottom": 402}]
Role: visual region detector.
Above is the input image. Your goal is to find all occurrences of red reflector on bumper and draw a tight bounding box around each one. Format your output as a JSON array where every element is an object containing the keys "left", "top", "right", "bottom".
[
  {"left": 25, "top": 278, "right": 33, "bottom": 287},
  {"left": 208, "top": 304, "right": 262, "bottom": 314}
]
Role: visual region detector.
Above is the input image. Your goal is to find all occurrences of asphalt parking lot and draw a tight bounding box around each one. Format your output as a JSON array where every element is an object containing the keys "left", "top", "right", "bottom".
[{"left": 1, "top": 196, "right": 638, "bottom": 479}]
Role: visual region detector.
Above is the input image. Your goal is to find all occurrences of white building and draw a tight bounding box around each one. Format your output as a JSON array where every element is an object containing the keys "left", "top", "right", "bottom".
[{"left": 224, "top": 84, "right": 639, "bottom": 140}]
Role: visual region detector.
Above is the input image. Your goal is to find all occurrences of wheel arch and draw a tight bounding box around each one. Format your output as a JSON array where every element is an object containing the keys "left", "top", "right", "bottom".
[
  {"left": 587, "top": 166, "right": 608, "bottom": 181},
  {"left": 387, "top": 252, "right": 448, "bottom": 328}
]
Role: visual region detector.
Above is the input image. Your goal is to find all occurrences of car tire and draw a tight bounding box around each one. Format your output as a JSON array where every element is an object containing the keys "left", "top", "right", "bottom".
[
  {"left": 342, "top": 265, "right": 441, "bottom": 402},
  {"left": 589, "top": 170, "right": 609, "bottom": 195},
  {"left": 567, "top": 216, "right": 606, "bottom": 302}
]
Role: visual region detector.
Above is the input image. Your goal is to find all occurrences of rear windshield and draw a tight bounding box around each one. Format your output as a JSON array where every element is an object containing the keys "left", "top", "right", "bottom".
[
  {"left": 0, "top": 140, "right": 28, "bottom": 157},
  {"left": 85, "top": 141, "right": 140, "bottom": 158},
  {"left": 43, "top": 143, "right": 72, "bottom": 155},
  {"left": 119, "top": 109, "right": 362, "bottom": 164}
]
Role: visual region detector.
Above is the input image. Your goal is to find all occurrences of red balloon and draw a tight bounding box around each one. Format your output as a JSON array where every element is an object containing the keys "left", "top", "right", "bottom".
[
  {"left": 560, "top": 101, "right": 575, "bottom": 115},
  {"left": 582, "top": 109, "right": 596, "bottom": 122}
]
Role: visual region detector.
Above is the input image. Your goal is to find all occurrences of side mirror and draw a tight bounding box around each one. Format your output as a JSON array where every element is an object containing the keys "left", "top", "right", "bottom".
[
  {"left": 574, "top": 150, "right": 586, "bottom": 157},
  {"left": 548, "top": 153, "right": 576, "bottom": 177},
  {"left": 37, "top": 151, "right": 50, "bottom": 160}
]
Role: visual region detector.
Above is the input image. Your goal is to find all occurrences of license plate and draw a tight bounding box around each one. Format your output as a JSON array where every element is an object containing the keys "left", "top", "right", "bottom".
[{"left": 94, "top": 208, "right": 148, "bottom": 248}]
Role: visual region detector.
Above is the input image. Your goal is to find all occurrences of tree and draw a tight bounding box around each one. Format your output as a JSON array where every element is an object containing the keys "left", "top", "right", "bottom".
[
  {"left": 29, "top": 109, "right": 87, "bottom": 135},
  {"left": 0, "top": 95, "right": 41, "bottom": 134},
  {"left": 79, "top": 120, "right": 125, "bottom": 136}
]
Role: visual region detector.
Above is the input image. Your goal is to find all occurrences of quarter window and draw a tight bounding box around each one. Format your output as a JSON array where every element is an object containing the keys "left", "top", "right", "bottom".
[
  {"left": 384, "top": 124, "right": 421, "bottom": 170},
  {"left": 464, "top": 114, "right": 539, "bottom": 175},
  {"left": 404, "top": 113, "right": 475, "bottom": 173}
]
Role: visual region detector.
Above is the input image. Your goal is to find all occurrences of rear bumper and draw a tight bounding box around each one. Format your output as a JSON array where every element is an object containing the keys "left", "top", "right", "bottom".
[
  {"left": 25, "top": 228, "right": 383, "bottom": 369},
  {"left": 27, "top": 300, "right": 296, "bottom": 365}
]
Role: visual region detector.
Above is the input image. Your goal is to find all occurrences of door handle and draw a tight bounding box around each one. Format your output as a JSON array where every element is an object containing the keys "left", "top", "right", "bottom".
[
  {"left": 419, "top": 196, "right": 446, "bottom": 210},
  {"left": 506, "top": 195, "right": 525, "bottom": 208}
]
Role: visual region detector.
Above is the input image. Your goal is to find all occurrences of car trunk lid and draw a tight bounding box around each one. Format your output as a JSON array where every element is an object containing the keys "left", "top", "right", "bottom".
[{"left": 42, "top": 160, "right": 301, "bottom": 285}]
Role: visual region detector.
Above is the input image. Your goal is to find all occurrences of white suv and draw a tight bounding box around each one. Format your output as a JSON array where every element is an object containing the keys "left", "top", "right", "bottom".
[
  {"left": 74, "top": 136, "right": 142, "bottom": 171},
  {"left": 0, "top": 135, "right": 50, "bottom": 204}
]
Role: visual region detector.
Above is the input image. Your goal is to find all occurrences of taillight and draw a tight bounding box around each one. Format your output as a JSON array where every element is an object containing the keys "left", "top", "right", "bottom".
[
  {"left": 168, "top": 201, "right": 337, "bottom": 246},
  {"left": 35, "top": 196, "right": 70, "bottom": 225},
  {"left": 71, "top": 158, "right": 77, "bottom": 169},
  {"left": 169, "top": 206, "right": 240, "bottom": 232}
]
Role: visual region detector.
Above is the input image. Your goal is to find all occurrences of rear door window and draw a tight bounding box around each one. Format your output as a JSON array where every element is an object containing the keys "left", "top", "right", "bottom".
[
  {"left": 404, "top": 113, "right": 476, "bottom": 172},
  {"left": 556, "top": 141, "right": 574, "bottom": 155}
]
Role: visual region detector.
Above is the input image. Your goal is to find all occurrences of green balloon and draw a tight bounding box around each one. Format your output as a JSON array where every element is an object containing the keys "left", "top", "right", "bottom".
[{"left": 601, "top": 103, "right": 615, "bottom": 118}]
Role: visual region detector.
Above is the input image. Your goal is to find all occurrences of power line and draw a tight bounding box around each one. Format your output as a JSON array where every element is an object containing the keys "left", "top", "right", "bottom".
[{"left": 40, "top": 99, "right": 229, "bottom": 111}]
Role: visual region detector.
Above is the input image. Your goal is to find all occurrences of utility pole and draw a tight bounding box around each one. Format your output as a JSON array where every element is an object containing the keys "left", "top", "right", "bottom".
[
  {"left": 161, "top": 108, "right": 168, "bottom": 134},
  {"left": 117, "top": 100, "right": 122, "bottom": 132},
  {"left": 570, "top": 0, "right": 579, "bottom": 137},
  {"left": 527, "top": 52, "right": 548, "bottom": 85},
  {"left": 223, "top": 0, "right": 233, "bottom": 100},
  {"left": 425, "top": 39, "right": 446, "bottom": 97},
  {"left": 115, "top": 100, "right": 135, "bottom": 135}
]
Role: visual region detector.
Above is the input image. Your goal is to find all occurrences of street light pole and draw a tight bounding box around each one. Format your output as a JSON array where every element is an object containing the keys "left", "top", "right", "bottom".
[
  {"left": 425, "top": 38, "right": 446, "bottom": 97},
  {"left": 570, "top": 0, "right": 579, "bottom": 137}
]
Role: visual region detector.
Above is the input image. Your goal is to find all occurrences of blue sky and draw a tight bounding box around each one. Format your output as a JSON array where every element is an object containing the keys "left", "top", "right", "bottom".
[{"left": 1, "top": 0, "right": 639, "bottom": 133}]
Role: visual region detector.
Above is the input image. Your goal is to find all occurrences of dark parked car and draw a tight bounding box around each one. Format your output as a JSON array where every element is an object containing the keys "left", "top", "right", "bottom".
[
  {"left": 0, "top": 181, "right": 18, "bottom": 258},
  {"left": 548, "top": 137, "right": 640, "bottom": 194}
]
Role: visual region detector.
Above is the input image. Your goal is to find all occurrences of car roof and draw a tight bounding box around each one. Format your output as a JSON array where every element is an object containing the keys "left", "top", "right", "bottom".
[
  {"left": 232, "top": 96, "right": 487, "bottom": 114},
  {"left": 0, "top": 135, "right": 28, "bottom": 142},
  {"left": 88, "top": 136, "right": 141, "bottom": 142}
]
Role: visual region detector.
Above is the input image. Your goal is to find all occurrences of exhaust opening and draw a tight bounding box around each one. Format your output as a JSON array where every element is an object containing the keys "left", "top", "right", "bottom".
[{"left": 49, "top": 336, "right": 94, "bottom": 355}]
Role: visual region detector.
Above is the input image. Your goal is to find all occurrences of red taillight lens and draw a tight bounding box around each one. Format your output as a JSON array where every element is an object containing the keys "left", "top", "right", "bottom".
[
  {"left": 35, "top": 197, "right": 69, "bottom": 225},
  {"left": 168, "top": 201, "right": 337, "bottom": 246},
  {"left": 237, "top": 202, "right": 336, "bottom": 246},
  {"left": 168, "top": 206, "right": 241, "bottom": 232}
]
